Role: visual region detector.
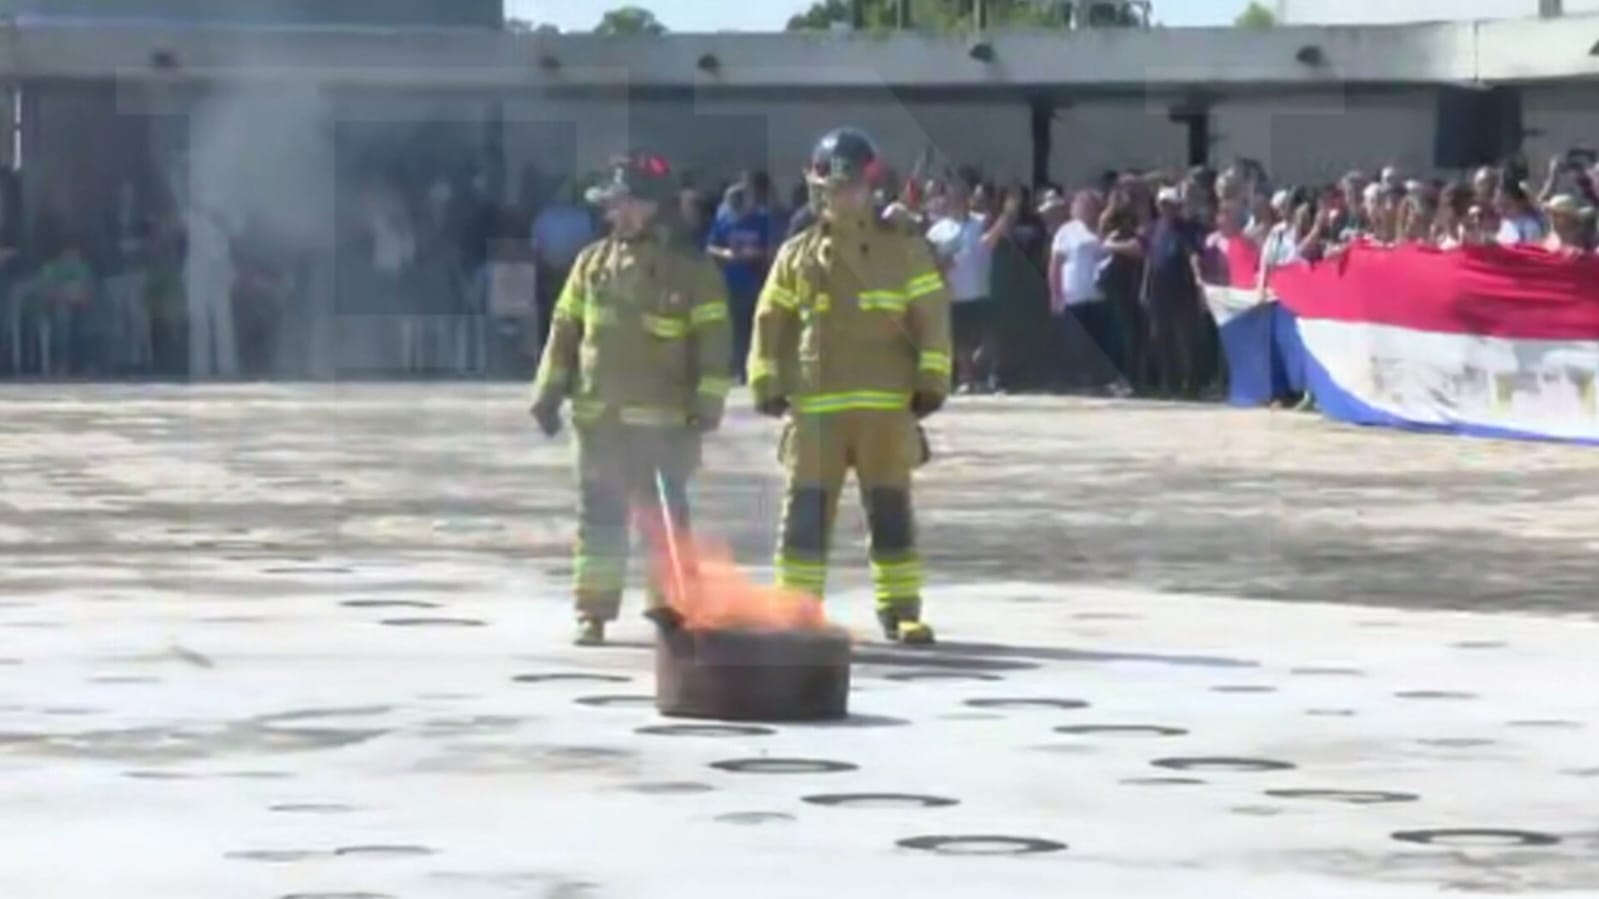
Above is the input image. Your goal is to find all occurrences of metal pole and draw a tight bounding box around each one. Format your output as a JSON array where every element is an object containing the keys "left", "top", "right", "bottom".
[{"left": 896, "top": 0, "right": 912, "bottom": 28}]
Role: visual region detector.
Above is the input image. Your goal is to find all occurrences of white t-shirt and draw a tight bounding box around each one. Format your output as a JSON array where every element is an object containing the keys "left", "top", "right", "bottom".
[
  {"left": 372, "top": 213, "right": 415, "bottom": 274},
  {"left": 1052, "top": 219, "right": 1105, "bottom": 307},
  {"left": 1496, "top": 214, "right": 1544, "bottom": 247},
  {"left": 926, "top": 214, "right": 992, "bottom": 303}
]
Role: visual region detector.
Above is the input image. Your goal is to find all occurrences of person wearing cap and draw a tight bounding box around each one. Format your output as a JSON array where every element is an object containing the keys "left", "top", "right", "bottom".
[
  {"left": 1145, "top": 185, "right": 1207, "bottom": 398},
  {"left": 749, "top": 126, "right": 952, "bottom": 645},
  {"left": 529, "top": 152, "right": 733, "bottom": 647}
]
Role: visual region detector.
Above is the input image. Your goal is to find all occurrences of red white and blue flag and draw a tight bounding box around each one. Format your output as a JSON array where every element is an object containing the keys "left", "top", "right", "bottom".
[{"left": 1270, "top": 243, "right": 1599, "bottom": 445}]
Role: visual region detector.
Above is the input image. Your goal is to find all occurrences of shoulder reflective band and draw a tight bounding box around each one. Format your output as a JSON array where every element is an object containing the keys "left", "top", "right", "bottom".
[
  {"left": 642, "top": 314, "right": 689, "bottom": 339},
  {"left": 918, "top": 351, "right": 952, "bottom": 376},
  {"left": 904, "top": 271, "right": 943, "bottom": 299},
  {"left": 697, "top": 376, "right": 733, "bottom": 398},
  {"left": 793, "top": 391, "right": 912, "bottom": 414},
  {"left": 691, "top": 300, "right": 729, "bottom": 327}
]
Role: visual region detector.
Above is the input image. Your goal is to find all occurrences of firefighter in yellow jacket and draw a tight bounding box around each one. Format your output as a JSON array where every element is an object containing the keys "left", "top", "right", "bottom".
[
  {"left": 749, "top": 127, "right": 952, "bottom": 645},
  {"left": 530, "top": 152, "right": 732, "bottom": 646}
]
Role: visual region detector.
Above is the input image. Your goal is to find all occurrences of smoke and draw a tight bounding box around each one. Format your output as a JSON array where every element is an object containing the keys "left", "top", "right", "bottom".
[{"left": 182, "top": 83, "right": 337, "bottom": 254}]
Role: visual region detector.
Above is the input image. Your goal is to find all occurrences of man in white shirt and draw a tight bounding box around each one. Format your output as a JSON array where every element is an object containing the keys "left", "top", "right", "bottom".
[
  {"left": 926, "top": 180, "right": 1008, "bottom": 392},
  {"left": 184, "top": 203, "right": 238, "bottom": 380},
  {"left": 1047, "top": 189, "right": 1124, "bottom": 393}
]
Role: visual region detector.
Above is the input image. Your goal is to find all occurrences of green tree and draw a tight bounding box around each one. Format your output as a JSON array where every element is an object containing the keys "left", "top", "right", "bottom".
[
  {"left": 786, "top": 0, "right": 1066, "bottom": 32},
  {"left": 595, "top": 5, "right": 668, "bottom": 36},
  {"left": 1234, "top": 1, "right": 1277, "bottom": 29}
]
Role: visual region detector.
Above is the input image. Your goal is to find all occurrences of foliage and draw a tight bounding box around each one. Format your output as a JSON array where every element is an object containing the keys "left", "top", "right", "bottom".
[
  {"left": 1234, "top": 2, "right": 1277, "bottom": 29},
  {"left": 595, "top": 5, "right": 668, "bottom": 36},
  {"left": 786, "top": 0, "right": 1067, "bottom": 32}
]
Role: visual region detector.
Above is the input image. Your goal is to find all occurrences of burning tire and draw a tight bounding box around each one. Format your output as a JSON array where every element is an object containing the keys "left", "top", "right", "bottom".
[{"left": 655, "top": 626, "right": 852, "bottom": 722}]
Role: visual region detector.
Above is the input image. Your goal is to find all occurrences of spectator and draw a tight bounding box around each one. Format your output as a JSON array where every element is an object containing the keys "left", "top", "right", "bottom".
[
  {"left": 103, "top": 180, "right": 154, "bottom": 374},
  {"left": 971, "top": 181, "right": 994, "bottom": 218},
  {"left": 747, "top": 170, "right": 779, "bottom": 222},
  {"left": 1258, "top": 190, "right": 1298, "bottom": 265},
  {"left": 678, "top": 187, "right": 712, "bottom": 249},
  {"left": 1360, "top": 182, "right": 1397, "bottom": 244},
  {"left": 184, "top": 203, "right": 238, "bottom": 380},
  {"left": 1339, "top": 170, "right": 1369, "bottom": 234},
  {"left": 784, "top": 183, "right": 814, "bottom": 238},
  {"left": 1434, "top": 182, "right": 1474, "bottom": 249},
  {"left": 1397, "top": 191, "right": 1435, "bottom": 245},
  {"left": 1098, "top": 184, "right": 1147, "bottom": 388},
  {"left": 1207, "top": 202, "right": 1261, "bottom": 289},
  {"left": 927, "top": 179, "right": 1004, "bottom": 392},
  {"left": 143, "top": 213, "right": 188, "bottom": 377},
  {"left": 1295, "top": 193, "right": 1341, "bottom": 262},
  {"left": 706, "top": 182, "right": 775, "bottom": 381},
  {"left": 1379, "top": 165, "right": 1403, "bottom": 195},
  {"left": 531, "top": 179, "right": 596, "bottom": 355},
  {"left": 1542, "top": 195, "right": 1590, "bottom": 255},
  {"left": 1472, "top": 166, "right": 1500, "bottom": 210},
  {"left": 1050, "top": 189, "right": 1124, "bottom": 393},
  {"left": 1184, "top": 166, "right": 1219, "bottom": 228},
  {"left": 1038, "top": 188, "right": 1070, "bottom": 234},
  {"left": 1461, "top": 204, "right": 1495, "bottom": 246},
  {"left": 1145, "top": 186, "right": 1207, "bottom": 397},
  {"left": 1496, "top": 182, "right": 1545, "bottom": 246},
  {"left": 991, "top": 182, "right": 1052, "bottom": 391}
]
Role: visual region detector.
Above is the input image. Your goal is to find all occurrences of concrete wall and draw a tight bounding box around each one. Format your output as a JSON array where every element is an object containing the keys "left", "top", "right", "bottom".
[
  {"left": 503, "top": 92, "right": 1039, "bottom": 194},
  {"left": 1521, "top": 82, "right": 1599, "bottom": 168},
  {"left": 1050, "top": 97, "right": 1187, "bottom": 186},
  {"left": 1211, "top": 89, "right": 1438, "bottom": 185},
  {"left": 1279, "top": 0, "right": 1599, "bottom": 22}
]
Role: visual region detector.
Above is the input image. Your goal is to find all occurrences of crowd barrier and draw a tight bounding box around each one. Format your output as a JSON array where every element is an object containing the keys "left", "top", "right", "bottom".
[{"left": 1212, "top": 244, "right": 1599, "bottom": 446}]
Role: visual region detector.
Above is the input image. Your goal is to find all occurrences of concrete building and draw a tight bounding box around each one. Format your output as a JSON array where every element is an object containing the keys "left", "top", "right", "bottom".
[
  {"left": 1, "top": 13, "right": 1591, "bottom": 374},
  {"left": 8, "top": 16, "right": 1594, "bottom": 191},
  {"left": 1277, "top": 0, "right": 1599, "bottom": 24}
]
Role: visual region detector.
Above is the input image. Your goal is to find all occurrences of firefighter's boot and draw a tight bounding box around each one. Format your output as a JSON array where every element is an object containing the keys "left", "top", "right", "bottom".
[{"left": 877, "top": 606, "right": 936, "bottom": 646}]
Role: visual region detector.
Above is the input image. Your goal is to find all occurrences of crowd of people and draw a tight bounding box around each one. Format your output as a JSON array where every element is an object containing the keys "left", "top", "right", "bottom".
[
  {"left": 2, "top": 144, "right": 1594, "bottom": 391},
  {"left": 677, "top": 151, "right": 1599, "bottom": 402}
]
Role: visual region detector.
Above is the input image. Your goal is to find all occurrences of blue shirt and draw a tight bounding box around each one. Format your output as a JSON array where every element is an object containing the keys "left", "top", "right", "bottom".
[
  {"left": 708, "top": 209, "right": 773, "bottom": 298},
  {"left": 531, "top": 204, "right": 595, "bottom": 270},
  {"left": 1149, "top": 217, "right": 1204, "bottom": 299}
]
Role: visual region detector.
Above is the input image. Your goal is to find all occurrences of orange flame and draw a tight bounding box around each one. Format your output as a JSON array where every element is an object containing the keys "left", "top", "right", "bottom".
[{"left": 640, "top": 513, "right": 830, "bottom": 633}]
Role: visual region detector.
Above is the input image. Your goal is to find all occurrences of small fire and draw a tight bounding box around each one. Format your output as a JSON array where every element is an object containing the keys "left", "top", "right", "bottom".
[{"left": 640, "top": 514, "right": 830, "bottom": 633}]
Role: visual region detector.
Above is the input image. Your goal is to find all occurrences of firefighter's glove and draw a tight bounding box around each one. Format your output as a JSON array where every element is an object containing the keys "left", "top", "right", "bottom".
[
  {"left": 756, "top": 397, "right": 790, "bottom": 419},
  {"left": 911, "top": 391, "right": 944, "bottom": 419},
  {"left": 530, "top": 401, "right": 563, "bottom": 438}
]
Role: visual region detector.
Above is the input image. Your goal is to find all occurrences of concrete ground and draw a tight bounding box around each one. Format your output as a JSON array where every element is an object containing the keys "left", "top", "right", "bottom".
[{"left": 1, "top": 384, "right": 1597, "bottom": 898}]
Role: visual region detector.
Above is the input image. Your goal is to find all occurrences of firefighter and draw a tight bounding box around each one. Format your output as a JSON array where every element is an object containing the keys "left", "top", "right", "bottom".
[
  {"left": 749, "top": 128, "right": 952, "bottom": 645},
  {"left": 529, "top": 152, "right": 732, "bottom": 647}
]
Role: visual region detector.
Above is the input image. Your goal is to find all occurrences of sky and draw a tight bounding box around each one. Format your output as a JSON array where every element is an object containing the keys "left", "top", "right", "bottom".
[{"left": 507, "top": 0, "right": 1245, "bottom": 32}]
